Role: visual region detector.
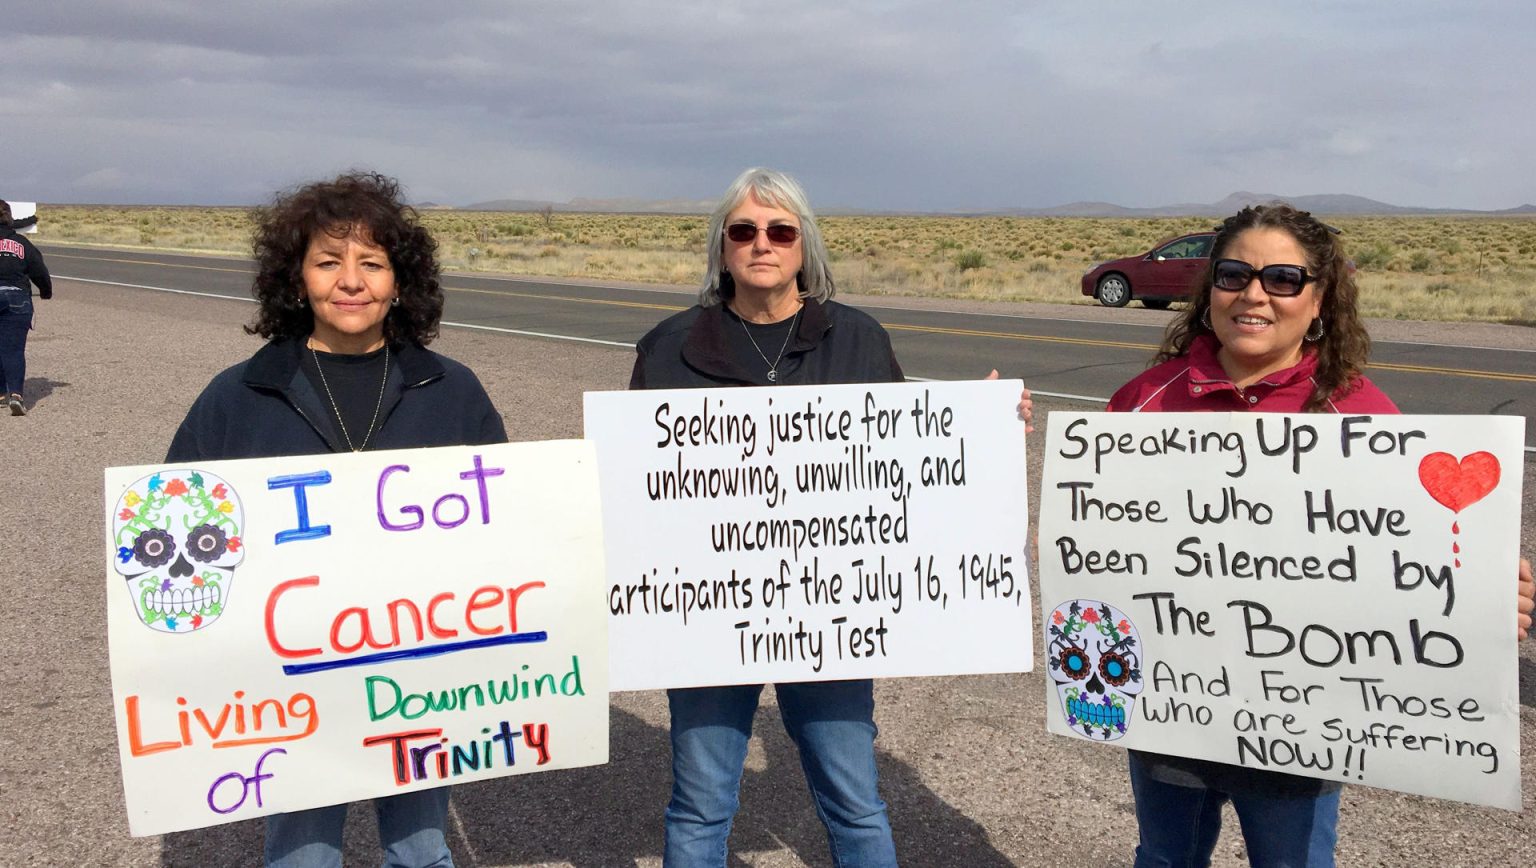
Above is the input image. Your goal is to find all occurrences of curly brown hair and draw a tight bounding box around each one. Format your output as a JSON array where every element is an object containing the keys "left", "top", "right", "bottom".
[
  {"left": 247, "top": 172, "right": 443, "bottom": 346},
  {"left": 1156, "top": 203, "right": 1371, "bottom": 412}
]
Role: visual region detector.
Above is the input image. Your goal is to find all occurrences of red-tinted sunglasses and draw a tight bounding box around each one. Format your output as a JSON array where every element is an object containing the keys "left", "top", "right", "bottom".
[{"left": 725, "top": 222, "right": 800, "bottom": 245}]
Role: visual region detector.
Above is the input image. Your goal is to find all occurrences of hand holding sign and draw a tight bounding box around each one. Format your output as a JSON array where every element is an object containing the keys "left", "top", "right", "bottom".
[{"left": 1519, "top": 557, "right": 1533, "bottom": 641}]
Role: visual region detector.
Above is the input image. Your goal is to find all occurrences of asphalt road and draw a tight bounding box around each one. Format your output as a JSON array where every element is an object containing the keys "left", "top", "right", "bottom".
[
  {"left": 3, "top": 254, "right": 1533, "bottom": 867},
  {"left": 42, "top": 245, "right": 1536, "bottom": 450}
]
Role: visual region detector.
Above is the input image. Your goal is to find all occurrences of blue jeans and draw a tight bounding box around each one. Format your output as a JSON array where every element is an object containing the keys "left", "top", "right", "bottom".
[
  {"left": 0, "top": 287, "right": 31, "bottom": 396},
  {"left": 664, "top": 680, "right": 896, "bottom": 868},
  {"left": 264, "top": 788, "right": 453, "bottom": 868},
  {"left": 1129, "top": 756, "right": 1339, "bottom": 868}
]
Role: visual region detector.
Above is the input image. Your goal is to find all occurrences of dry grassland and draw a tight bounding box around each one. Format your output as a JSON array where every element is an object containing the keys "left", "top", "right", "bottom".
[{"left": 36, "top": 206, "right": 1536, "bottom": 324}]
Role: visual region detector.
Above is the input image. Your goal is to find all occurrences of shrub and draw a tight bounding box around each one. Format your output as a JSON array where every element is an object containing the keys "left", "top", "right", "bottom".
[
  {"left": 1352, "top": 241, "right": 1395, "bottom": 270},
  {"left": 955, "top": 250, "right": 987, "bottom": 271}
]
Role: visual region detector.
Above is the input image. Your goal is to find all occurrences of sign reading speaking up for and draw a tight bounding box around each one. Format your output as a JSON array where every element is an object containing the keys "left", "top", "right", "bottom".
[
  {"left": 105, "top": 441, "right": 608, "bottom": 836},
  {"left": 1038, "top": 412, "right": 1524, "bottom": 809},
  {"left": 585, "top": 380, "right": 1033, "bottom": 691}
]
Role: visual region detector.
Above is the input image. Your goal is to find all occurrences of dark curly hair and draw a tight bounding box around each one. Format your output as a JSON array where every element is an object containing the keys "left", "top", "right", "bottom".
[
  {"left": 1156, "top": 203, "right": 1371, "bottom": 412},
  {"left": 0, "top": 200, "right": 11, "bottom": 228},
  {"left": 247, "top": 171, "right": 443, "bottom": 346}
]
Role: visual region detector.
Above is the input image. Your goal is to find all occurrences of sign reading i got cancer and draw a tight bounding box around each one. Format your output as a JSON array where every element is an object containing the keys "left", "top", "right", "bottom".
[
  {"left": 585, "top": 379, "right": 1033, "bottom": 691},
  {"left": 1038, "top": 412, "right": 1524, "bottom": 810},
  {"left": 104, "top": 441, "right": 608, "bottom": 836}
]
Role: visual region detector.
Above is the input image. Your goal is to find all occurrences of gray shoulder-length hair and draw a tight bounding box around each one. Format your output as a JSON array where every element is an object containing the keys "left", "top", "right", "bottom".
[{"left": 699, "top": 167, "right": 836, "bottom": 307}]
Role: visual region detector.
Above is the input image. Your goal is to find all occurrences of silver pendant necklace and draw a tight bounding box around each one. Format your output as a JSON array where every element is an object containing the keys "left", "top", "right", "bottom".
[
  {"left": 309, "top": 340, "right": 390, "bottom": 452},
  {"left": 736, "top": 305, "right": 801, "bottom": 383}
]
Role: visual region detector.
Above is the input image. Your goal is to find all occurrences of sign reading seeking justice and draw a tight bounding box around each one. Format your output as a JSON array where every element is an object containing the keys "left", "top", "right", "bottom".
[{"left": 585, "top": 379, "right": 1034, "bottom": 691}]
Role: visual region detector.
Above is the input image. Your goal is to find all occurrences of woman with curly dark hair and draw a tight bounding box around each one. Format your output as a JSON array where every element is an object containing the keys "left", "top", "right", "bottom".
[
  {"left": 167, "top": 171, "right": 504, "bottom": 867},
  {"left": 1137, "top": 203, "right": 1375, "bottom": 413},
  {"left": 1108, "top": 203, "right": 1535, "bottom": 866}
]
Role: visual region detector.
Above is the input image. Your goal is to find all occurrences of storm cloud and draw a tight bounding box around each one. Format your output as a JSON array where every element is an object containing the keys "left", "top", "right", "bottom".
[{"left": 9, "top": 0, "right": 1532, "bottom": 210}]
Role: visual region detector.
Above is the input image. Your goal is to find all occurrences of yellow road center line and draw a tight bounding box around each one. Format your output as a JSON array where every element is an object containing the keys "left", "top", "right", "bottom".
[
  {"left": 885, "top": 325, "right": 1533, "bottom": 382},
  {"left": 444, "top": 284, "right": 686, "bottom": 313},
  {"left": 883, "top": 321, "right": 1155, "bottom": 350},
  {"left": 1367, "top": 361, "right": 1534, "bottom": 383}
]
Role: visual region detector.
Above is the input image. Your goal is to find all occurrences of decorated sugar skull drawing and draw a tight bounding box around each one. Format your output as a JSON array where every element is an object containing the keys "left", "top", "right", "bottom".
[
  {"left": 112, "top": 470, "right": 245, "bottom": 633},
  {"left": 1047, "top": 599, "right": 1143, "bottom": 741}
]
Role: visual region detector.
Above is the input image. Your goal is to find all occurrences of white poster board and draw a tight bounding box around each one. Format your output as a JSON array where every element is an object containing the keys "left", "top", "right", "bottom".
[
  {"left": 1038, "top": 412, "right": 1524, "bottom": 809},
  {"left": 105, "top": 441, "right": 609, "bottom": 836},
  {"left": 585, "top": 380, "right": 1032, "bottom": 691}
]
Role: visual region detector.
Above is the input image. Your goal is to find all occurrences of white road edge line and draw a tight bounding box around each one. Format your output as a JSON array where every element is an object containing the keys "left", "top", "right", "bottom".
[
  {"left": 59, "top": 275, "right": 636, "bottom": 347},
  {"left": 906, "top": 375, "right": 1108, "bottom": 403},
  {"left": 446, "top": 321, "right": 635, "bottom": 348},
  {"left": 60, "top": 275, "right": 256, "bottom": 299},
  {"left": 57, "top": 274, "right": 1536, "bottom": 453}
]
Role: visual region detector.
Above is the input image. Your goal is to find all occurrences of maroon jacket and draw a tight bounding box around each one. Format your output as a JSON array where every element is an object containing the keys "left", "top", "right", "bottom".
[{"left": 1108, "top": 334, "right": 1397, "bottom": 414}]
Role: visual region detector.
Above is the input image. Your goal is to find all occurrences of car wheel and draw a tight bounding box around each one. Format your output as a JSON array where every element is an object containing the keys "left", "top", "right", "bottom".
[
  {"left": 1141, "top": 298, "right": 1172, "bottom": 310},
  {"left": 1096, "top": 274, "right": 1131, "bottom": 307}
]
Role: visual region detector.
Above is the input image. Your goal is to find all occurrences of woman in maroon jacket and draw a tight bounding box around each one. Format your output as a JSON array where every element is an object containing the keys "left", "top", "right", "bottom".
[
  {"left": 1109, "top": 204, "right": 1393, "bottom": 417},
  {"left": 1108, "top": 203, "right": 1533, "bottom": 867}
]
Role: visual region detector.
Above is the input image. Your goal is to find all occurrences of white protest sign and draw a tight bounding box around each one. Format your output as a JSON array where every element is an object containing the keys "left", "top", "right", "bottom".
[
  {"left": 105, "top": 441, "right": 608, "bottom": 836},
  {"left": 585, "top": 379, "right": 1032, "bottom": 691},
  {"left": 9, "top": 200, "right": 36, "bottom": 233},
  {"left": 1038, "top": 412, "right": 1524, "bottom": 809}
]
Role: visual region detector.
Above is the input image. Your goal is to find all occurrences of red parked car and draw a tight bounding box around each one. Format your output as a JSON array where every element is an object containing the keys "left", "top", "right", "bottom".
[{"left": 1081, "top": 231, "right": 1215, "bottom": 308}]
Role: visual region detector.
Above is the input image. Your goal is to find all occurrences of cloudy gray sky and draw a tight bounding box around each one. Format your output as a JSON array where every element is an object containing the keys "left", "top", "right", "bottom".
[{"left": 10, "top": 1, "right": 1533, "bottom": 211}]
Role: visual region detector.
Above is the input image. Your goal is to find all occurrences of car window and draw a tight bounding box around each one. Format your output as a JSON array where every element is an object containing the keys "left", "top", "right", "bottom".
[
  {"left": 1154, "top": 239, "right": 1196, "bottom": 259},
  {"left": 1154, "top": 236, "right": 1212, "bottom": 260}
]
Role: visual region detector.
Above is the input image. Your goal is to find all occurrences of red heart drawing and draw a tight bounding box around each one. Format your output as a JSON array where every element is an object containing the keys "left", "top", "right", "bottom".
[{"left": 1418, "top": 451, "right": 1501, "bottom": 514}]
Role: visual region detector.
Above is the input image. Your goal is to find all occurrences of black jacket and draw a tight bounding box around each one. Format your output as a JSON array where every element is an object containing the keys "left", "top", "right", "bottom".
[
  {"left": 167, "top": 338, "right": 506, "bottom": 462},
  {"left": 629, "top": 298, "right": 903, "bottom": 389},
  {"left": 0, "top": 227, "right": 51, "bottom": 298}
]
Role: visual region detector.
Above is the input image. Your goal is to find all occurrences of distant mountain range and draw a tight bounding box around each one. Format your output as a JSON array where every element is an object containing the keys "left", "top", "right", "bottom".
[
  {"left": 982, "top": 192, "right": 1536, "bottom": 218},
  {"left": 449, "top": 196, "right": 716, "bottom": 214},
  {"left": 438, "top": 191, "right": 1536, "bottom": 217}
]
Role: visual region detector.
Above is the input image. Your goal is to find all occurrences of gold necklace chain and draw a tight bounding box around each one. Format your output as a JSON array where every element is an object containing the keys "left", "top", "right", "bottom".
[
  {"left": 309, "top": 341, "right": 390, "bottom": 452},
  {"left": 736, "top": 306, "right": 801, "bottom": 383}
]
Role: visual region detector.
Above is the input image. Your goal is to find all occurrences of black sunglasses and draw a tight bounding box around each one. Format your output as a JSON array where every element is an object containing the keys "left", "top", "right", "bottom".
[
  {"left": 1211, "top": 259, "right": 1315, "bottom": 297},
  {"left": 725, "top": 223, "right": 799, "bottom": 245}
]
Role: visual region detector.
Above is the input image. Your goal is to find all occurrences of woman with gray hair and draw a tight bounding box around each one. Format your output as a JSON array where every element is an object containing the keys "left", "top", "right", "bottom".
[
  {"left": 630, "top": 167, "right": 902, "bottom": 866},
  {"left": 630, "top": 167, "right": 899, "bottom": 390}
]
